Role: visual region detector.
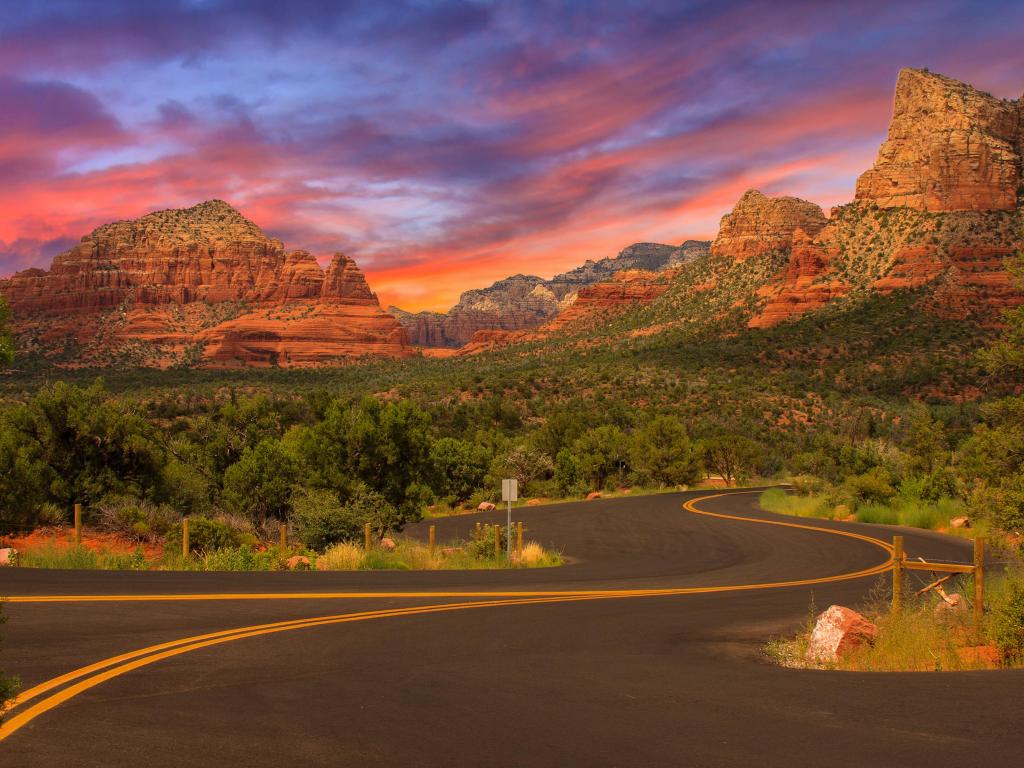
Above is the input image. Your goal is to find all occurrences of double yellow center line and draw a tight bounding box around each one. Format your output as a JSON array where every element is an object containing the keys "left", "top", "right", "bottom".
[{"left": 0, "top": 491, "right": 894, "bottom": 742}]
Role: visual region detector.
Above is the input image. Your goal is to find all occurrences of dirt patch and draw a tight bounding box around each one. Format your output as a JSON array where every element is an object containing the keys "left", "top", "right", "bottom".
[{"left": 1, "top": 527, "right": 164, "bottom": 560}]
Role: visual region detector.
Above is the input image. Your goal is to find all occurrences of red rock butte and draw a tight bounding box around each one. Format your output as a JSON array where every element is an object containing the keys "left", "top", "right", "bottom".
[{"left": 0, "top": 200, "right": 411, "bottom": 367}]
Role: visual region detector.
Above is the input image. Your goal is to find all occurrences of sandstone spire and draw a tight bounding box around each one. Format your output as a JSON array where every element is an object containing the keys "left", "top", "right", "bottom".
[{"left": 854, "top": 68, "right": 1022, "bottom": 211}]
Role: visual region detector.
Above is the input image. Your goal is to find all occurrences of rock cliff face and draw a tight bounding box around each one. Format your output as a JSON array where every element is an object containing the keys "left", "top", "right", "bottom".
[
  {"left": 394, "top": 239, "right": 710, "bottom": 347},
  {"left": 441, "top": 275, "right": 570, "bottom": 346},
  {"left": 711, "top": 190, "right": 828, "bottom": 260},
  {"left": 855, "top": 68, "right": 1022, "bottom": 212},
  {"left": 747, "top": 69, "right": 1023, "bottom": 330},
  {"left": 0, "top": 200, "right": 411, "bottom": 367},
  {"left": 456, "top": 269, "right": 676, "bottom": 355}
]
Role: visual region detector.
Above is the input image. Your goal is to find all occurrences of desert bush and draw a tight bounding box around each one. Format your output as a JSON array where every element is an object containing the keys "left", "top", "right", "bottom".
[
  {"left": 844, "top": 467, "right": 897, "bottom": 506},
  {"left": 465, "top": 523, "right": 511, "bottom": 559},
  {"left": 36, "top": 502, "right": 67, "bottom": 527},
  {"left": 95, "top": 495, "right": 180, "bottom": 542},
  {"left": 181, "top": 546, "right": 280, "bottom": 571},
  {"left": 292, "top": 487, "right": 400, "bottom": 551},
  {"left": 166, "top": 516, "right": 242, "bottom": 554},
  {"left": 316, "top": 542, "right": 364, "bottom": 570}
]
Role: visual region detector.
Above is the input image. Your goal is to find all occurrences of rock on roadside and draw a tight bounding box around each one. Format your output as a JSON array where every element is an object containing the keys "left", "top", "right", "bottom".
[{"left": 805, "top": 605, "right": 877, "bottom": 663}]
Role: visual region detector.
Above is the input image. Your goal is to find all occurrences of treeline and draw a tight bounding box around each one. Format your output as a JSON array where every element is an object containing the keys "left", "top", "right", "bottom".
[{"left": 0, "top": 381, "right": 763, "bottom": 547}]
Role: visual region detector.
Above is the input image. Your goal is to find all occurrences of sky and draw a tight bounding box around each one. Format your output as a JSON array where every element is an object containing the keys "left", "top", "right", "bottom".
[{"left": 1, "top": 1, "right": 1023, "bottom": 312}]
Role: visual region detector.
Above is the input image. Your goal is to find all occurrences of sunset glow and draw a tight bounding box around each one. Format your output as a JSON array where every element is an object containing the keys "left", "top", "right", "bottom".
[{"left": 1, "top": 1, "right": 1022, "bottom": 311}]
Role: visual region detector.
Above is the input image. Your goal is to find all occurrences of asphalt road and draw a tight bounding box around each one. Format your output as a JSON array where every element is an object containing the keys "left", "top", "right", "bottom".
[{"left": 1, "top": 489, "right": 1022, "bottom": 767}]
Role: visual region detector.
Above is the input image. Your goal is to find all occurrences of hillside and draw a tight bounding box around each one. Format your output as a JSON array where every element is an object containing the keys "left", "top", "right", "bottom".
[
  {"left": 391, "top": 239, "right": 710, "bottom": 347},
  {"left": 454, "top": 68, "right": 1023, "bottom": 355}
]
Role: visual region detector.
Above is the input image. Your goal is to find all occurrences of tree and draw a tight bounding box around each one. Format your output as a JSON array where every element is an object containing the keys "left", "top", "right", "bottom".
[
  {"left": 0, "top": 413, "right": 47, "bottom": 533},
  {"left": 492, "top": 444, "right": 554, "bottom": 490},
  {"left": 629, "top": 416, "right": 703, "bottom": 487},
  {"left": 222, "top": 438, "right": 298, "bottom": 521},
  {"left": 429, "top": 437, "right": 489, "bottom": 503},
  {"left": 570, "top": 425, "right": 630, "bottom": 491},
  {"left": 701, "top": 435, "right": 764, "bottom": 486},
  {"left": 304, "top": 397, "right": 435, "bottom": 523},
  {"left": 13, "top": 381, "right": 165, "bottom": 512},
  {"left": 903, "top": 405, "right": 948, "bottom": 475},
  {"left": 0, "top": 297, "right": 13, "bottom": 367}
]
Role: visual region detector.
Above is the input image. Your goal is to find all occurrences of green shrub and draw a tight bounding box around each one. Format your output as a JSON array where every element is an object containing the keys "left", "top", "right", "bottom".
[
  {"left": 182, "top": 546, "right": 280, "bottom": 571},
  {"left": 0, "top": 603, "right": 19, "bottom": 723},
  {"left": 292, "top": 487, "right": 400, "bottom": 551},
  {"left": 845, "top": 467, "right": 897, "bottom": 506},
  {"left": 465, "top": 523, "right": 510, "bottom": 559},
  {"left": 991, "top": 571, "right": 1024, "bottom": 662},
  {"left": 167, "top": 516, "right": 242, "bottom": 554},
  {"left": 855, "top": 503, "right": 900, "bottom": 525}
]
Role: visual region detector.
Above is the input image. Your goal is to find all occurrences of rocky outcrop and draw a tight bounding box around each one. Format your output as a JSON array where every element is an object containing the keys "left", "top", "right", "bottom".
[
  {"left": 387, "top": 306, "right": 448, "bottom": 348},
  {"left": 544, "top": 270, "right": 673, "bottom": 332},
  {"left": 711, "top": 190, "right": 827, "bottom": 260},
  {"left": 441, "top": 274, "right": 570, "bottom": 346},
  {"left": 855, "top": 68, "right": 1022, "bottom": 212},
  {"left": 748, "top": 230, "right": 848, "bottom": 328},
  {"left": 393, "top": 239, "right": 710, "bottom": 347},
  {"left": 457, "top": 269, "right": 675, "bottom": 355},
  {"left": 196, "top": 302, "right": 410, "bottom": 368},
  {"left": 0, "top": 200, "right": 411, "bottom": 367},
  {"left": 747, "top": 69, "right": 1024, "bottom": 330}
]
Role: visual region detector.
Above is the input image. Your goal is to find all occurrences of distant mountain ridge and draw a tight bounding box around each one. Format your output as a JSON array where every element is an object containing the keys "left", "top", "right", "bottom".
[{"left": 391, "top": 239, "right": 710, "bottom": 347}]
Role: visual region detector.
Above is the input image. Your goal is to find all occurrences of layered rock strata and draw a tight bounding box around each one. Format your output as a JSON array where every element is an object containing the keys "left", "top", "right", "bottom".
[
  {"left": 855, "top": 68, "right": 1023, "bottom": 212},
  {"left": 0, "top": 201, "right": 411, "bottom": 367},
  {"left": 711, "top": 190, "right": 828, "bottom": 261}
]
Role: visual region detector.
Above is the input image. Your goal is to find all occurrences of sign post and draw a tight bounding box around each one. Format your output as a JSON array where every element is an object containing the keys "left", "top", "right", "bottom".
[{"left": 501, "top": 478, "right": 518, "bottom": 560}]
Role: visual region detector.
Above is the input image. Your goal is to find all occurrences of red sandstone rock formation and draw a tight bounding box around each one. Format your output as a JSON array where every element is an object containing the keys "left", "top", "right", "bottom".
[
  {"left": 855, "top": 68, "right": 1022, "bottom": 212},
  {"left": 457, "top": 270, "right": 673, "bottom": 355},
  {"left": 543, "top": 270, "right": 672, "bottom": 332},
  {"left": 748, "top": 230, "right": 848, "bottom": 328},
  {"left": 0, "top": 200, "right": 410, "bottom": 367},
  {"left": 711, "top": 190, "right": 827, "bottom": 260}
]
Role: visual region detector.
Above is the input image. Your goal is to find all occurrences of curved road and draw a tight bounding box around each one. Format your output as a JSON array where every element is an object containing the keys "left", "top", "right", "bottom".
[{"left": 1, "top": 489, "right": 1022, "bottom": 766}]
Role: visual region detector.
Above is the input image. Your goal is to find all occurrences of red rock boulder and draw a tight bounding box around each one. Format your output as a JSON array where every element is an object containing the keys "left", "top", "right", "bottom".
[{"left": 805, "top": 605, "right": 877, "bottom": 663}]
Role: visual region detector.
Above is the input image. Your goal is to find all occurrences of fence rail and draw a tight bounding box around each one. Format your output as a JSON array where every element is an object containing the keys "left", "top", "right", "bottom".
[{"left": 892, "top": 535, "right": 984, "bottom": 636}]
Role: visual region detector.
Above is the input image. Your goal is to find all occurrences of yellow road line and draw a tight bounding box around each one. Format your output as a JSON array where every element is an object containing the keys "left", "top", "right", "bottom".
[
  {"left": 6, "top": 491, "right": 894, "bottom": 604},
  {"left": 0, "top": 491, "right": 899, "bottom": 741},
  {"left": 0, "top": 593, "right": 611, "bottom": 741}
]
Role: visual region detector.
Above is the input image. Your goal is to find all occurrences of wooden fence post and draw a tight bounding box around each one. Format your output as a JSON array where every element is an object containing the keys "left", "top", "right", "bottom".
[
  {"left": 974, "top": 537, "right": 985, "bottom": 637},
  {"left": 364, "top": 522, "right": 372, "bottom": 552},
  {"left": 892, "top": 535, "right": 903, "bottom": 614},
  {"left": 494, "top": 525, "right": 501, "bottom": 559},
  {"left": 429, "top": 525, "right": 436, "bottom": 558},
  {"left": 74, "top": 503, "right": 82, "bottom": 545},
  {"left": 517, "top": 521, "right": 523, "bottom": 560},
  {"left": 279, "top": 523, "right": 287, "bottom": 551},
  {"left": 182, "top": 517, "right": 190, "bottom": 559}
]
